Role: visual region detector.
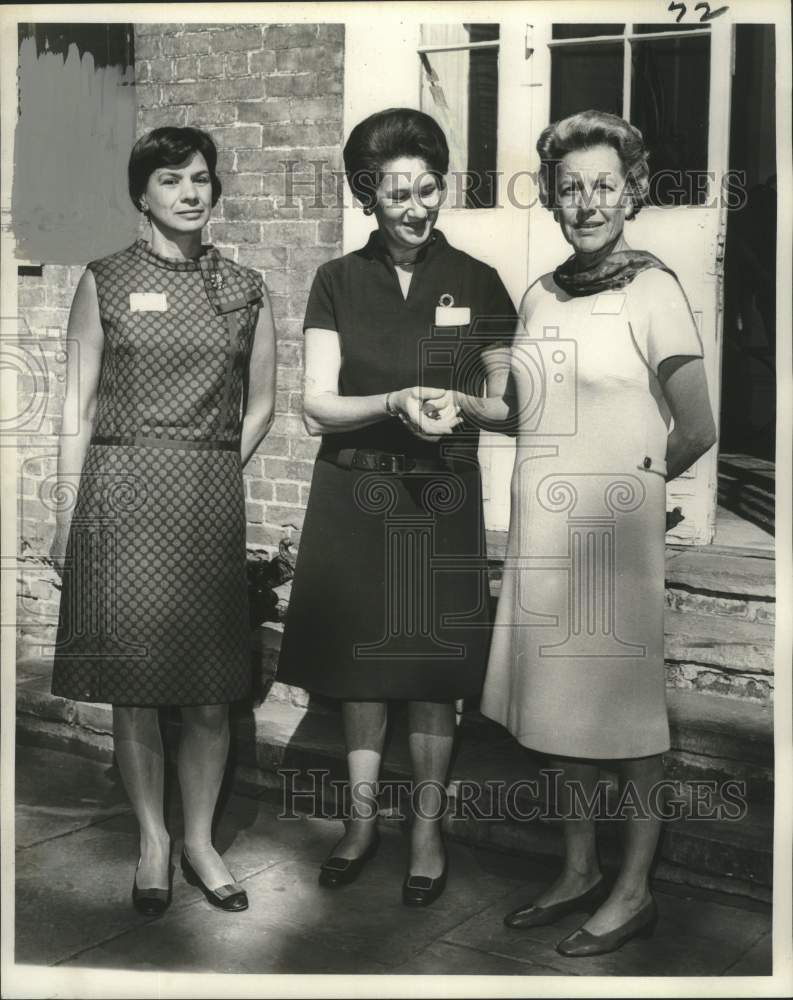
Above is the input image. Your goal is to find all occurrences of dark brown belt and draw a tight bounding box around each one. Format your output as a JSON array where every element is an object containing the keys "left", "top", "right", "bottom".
[
  {"left": 325, "top": 448, "right": 451, "bottom": 474},
  {"left": 91, "top": 435, "right": 239, "bottom": 452}
]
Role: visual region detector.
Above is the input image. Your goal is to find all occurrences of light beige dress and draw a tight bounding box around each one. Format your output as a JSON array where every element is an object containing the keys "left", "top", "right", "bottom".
[{"left": 481, "top": 266, "right": 703, "bottom": 759}]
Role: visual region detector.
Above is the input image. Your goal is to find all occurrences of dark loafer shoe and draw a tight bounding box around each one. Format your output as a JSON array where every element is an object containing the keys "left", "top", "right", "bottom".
[
  {"left": 180, "top": 850, "right": 248, "bottom": 912},
  {"left": 132, "top": 864, "right": 173, "bottom": 918},
  {"left": 556, "top": 897, "right": 658, "bottom": 957},
  {"left": 318, "top": 833, "right": 379, "bottom": 888},
  {"left": 504, "top": 876, "right": 609, "bottom": 929},
  {"left": 402, "top": 857, "right": 448, "bottom": 908}
]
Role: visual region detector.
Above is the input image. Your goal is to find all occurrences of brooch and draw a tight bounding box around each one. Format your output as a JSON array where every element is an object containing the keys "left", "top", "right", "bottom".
[{"left": 210, "top": 272, "right": 225, "bottom": 290}]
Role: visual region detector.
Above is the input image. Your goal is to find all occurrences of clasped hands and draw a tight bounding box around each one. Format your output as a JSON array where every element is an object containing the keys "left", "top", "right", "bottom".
[{"left": 388, "top": 386, "right": 461, "bottom": 442}]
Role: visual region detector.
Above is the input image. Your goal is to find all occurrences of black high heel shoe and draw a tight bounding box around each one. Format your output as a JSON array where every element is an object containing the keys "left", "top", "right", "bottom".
[
  {"left": 402, "top": 851, "right": 448, "bottom": 908},
  {"left": 319, "top": 831, "right": 380, "bottom": 888},
  {"left": 132, "top": 861, "right": 174, "bottom": 918},
  {"left": 556, "top": 896, "right": 658, "bottom": 957},
  {"left": 180, "top": 850, "right": 248, "bottom": 912}
]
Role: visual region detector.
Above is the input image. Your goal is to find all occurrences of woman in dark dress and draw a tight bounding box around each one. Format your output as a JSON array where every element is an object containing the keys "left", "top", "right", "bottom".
[
  {"left": 278, "top": 109, "right": 517, "bottom": 905},
  {"left": 50, "top": 127, "right": 276, "bottom": 915}
]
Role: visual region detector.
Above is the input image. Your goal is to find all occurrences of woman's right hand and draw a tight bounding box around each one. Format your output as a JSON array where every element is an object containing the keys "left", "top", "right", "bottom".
[{"left": 390, "top": 387, "right": 461, "bottom": 441}]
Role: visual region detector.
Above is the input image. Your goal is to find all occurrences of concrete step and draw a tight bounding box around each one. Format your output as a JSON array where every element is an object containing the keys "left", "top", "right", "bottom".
[{"left": 16, "top": 662, "right": 773, "bottom": 902}]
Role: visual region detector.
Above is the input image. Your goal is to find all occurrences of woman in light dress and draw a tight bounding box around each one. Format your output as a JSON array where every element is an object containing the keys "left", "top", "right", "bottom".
[{"left": 482, "top": 110, "right": 717, "bottom": 956}]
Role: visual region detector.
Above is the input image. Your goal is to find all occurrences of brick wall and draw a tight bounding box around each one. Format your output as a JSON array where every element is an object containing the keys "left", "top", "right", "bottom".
[
  {"left": 135, "top": 21, "right": 344, "bottom": 547},
  {"left": 15, "top": 21, "right": 345, "bottom": 657}
]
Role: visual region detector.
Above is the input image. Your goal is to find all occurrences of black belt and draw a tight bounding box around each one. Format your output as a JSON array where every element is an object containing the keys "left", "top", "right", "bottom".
[
  {"left": 326, "top": 448, "right": 451, "bottom": 474},
  {"left": 91, "top": 435, "right": 239, "bottom": 452}
]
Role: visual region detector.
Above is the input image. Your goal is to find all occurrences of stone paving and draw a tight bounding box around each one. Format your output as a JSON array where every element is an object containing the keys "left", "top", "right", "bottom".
[{"left": 13, "top": 743, "right": 773, "bottom": 980}]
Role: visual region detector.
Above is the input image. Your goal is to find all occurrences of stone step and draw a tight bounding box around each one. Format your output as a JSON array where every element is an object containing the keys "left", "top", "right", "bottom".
[
  {"left": 256, "top": 588, "right": 777, "bottom": 711},
  {"left": 15, "top": 664, "right": 773, "bottom": 900},
  {"left": 717, "top": 455, "right": 775, "bottom": 535},
  {"left": 458, "top": 688, "right": 773, "bottom": 802},
  {"left": 718, "top": 453, "right": 775, "bottom": 494},
  {"left": 664, "top": 548, "right": 774, "bottom": 624},
  {"left": 663, "top": 609, "right": 775, "bottom": 702}
]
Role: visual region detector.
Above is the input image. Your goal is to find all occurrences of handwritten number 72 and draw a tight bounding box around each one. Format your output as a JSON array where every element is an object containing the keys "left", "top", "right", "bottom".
[{"left": 668, "top": 2, "right": 729, "bottom": 22}]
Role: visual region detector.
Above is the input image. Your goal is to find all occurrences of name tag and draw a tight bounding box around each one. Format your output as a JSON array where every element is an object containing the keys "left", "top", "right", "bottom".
[
  {"left": 435, "top": 306, "right": 471, "bottom": 326},
  {"left": 591, "top": 293, "right": 626, "bottom": 315},
  {"left": 130, "top": 292, "right": 168, "bottom": 312}
]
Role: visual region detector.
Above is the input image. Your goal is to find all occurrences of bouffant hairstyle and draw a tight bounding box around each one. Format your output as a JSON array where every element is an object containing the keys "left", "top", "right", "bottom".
[
  {"left": 536, "top": 110, "right": 650, "bottom": 218},
  {"left": 128, "top": 126, "right": 222, "bottom": 211},
  {"left": 343, "top": 108, "right": 449, "bottom": 210}
]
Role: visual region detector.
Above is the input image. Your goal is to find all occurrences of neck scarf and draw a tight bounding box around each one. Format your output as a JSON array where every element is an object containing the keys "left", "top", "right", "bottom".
[{"left": 553, "top": 249, "right": 675, "bottom": 297}]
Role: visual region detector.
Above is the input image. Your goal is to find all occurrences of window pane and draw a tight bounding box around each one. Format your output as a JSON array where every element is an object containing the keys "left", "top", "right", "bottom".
[
  {"left": 466, "top": 23, "right": 499, "bottom": 42},
  {"left": 632, "top": 23, "right": 711, "bottom": 33},
  {"left": 552, "top": 24, "right": 624, "bottom": 39},
  {"left": 631, "top": 36, "right": 710, "bottom": 205},
  {"left": 420, "top": 24, "right": 499, "bottom": 208},
  {"left": 550, "top": 43, "right": 623, "bottom": 121}
]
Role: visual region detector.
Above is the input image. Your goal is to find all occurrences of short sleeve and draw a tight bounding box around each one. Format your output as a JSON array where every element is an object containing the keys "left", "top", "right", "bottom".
[
  {"left": 640, "top": 269, "right": 704, "bottom": 373},
  {"left": 480, "top": 266, "right": 519, "bottom": 347},
  {"left": 304, "top": 264, "right": 337, "bottom": 332}
]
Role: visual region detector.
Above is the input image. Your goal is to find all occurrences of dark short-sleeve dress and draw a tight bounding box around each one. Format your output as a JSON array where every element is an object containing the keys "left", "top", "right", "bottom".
[
  {"left": 51, "top": 240, "right": 264, "bottom": 707},
  {"left": 277, "top": 230, "right": 517, "bottom": 701}
]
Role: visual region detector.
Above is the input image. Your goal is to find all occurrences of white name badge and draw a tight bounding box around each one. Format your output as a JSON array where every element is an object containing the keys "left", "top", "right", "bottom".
[
  {"left": 591, "top": 293, "right": 626, "bottom": 315},
  {"left": 435, "top": 306, "right": 471, "bottom": 326},
  {"left": 130, "top": 292, "right": 168, "bottom": 312}
]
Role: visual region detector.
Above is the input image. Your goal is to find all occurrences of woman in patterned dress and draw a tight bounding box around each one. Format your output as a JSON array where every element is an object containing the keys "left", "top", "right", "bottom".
[
  {"left": 482, "top": 111, "right": 717, "bottom": 955},
  {"left": 50, "top": 127, "right": 276, "bottom": 915}
]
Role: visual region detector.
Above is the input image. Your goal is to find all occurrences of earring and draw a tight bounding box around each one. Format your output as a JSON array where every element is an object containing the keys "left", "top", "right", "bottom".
[{"left": 363, "top": 206, "right": 373, "bottom": 216}]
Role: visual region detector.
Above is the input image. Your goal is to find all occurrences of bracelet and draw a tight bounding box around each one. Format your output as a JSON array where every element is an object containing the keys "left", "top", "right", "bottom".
[{"left": 385, "top": 392, "right": 398, "bottom": 417}]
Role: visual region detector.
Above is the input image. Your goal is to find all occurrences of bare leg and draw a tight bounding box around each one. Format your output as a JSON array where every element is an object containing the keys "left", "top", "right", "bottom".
[
  {"left": 178, "top": 703, "right": 236, "bottom": 890},
  {"left": 531, "top": 758, "right": 602, "bottom": 906},
  {"left": 406, "top": 700, "right": 456, "bottom": 878},
  {"left": 581, "top": 753, "right": 663, "bottom": 934},
  {"left": 113, "top": 705, "right": 170, "bottom": 888},
  {"left": 328, "top": 700, "right": 387, "bottom": 860}
]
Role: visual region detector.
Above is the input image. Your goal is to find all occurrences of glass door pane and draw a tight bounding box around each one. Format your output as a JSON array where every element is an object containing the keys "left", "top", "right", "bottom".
[
  {"left": 631, "top": 35, "right": 711, "bottom": 205},
  {"left": 419, "top": 24, "right": 499, "bottom": 208},
  {"left": 550, "top": 42, "right": 623, "bottom": 120}
]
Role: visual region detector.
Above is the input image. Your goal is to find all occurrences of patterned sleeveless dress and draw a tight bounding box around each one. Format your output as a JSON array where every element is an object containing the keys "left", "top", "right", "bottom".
[{"left": 51, "top": 240, "right": 264, "bottom": 706}]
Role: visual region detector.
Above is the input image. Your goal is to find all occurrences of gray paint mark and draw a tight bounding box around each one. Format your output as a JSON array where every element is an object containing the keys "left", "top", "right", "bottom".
[{"left": 12, "top": 33, "right": 139, "bottom": 264}]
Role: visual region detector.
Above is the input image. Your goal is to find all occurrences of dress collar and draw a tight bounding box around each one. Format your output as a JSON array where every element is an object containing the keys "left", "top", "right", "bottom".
[
  {"left": 132, "top": 238, "right": 219, "bottom": 271},
  {"left": 361, "top": 228, "right": 447, "bottom": 265}
]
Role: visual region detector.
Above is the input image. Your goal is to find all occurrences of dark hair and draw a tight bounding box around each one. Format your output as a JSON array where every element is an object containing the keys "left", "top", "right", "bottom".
[
  {"left": 128, "top": 126, "right": 222, "bottom": 210},
  {"left": 536, "top": 110, "right": 650, "bottom": 217},
  {"left": 343, "top": 108, "right": 449, "bottom": 209}
]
